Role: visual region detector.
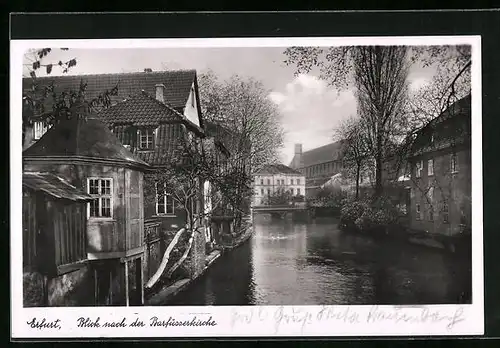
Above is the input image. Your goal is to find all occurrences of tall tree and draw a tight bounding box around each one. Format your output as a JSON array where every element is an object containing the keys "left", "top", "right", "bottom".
[
  {"left": 198, "top": 71, "right": 285, "bottom": 172},
  {"left": 354, "top": 47, "right": 410, "bottom": 196},
  {"left": 284, "top": 46, "right": 410, "bottom": 196},
  {"left": 335, "top": 116, "right": 369, "bottom": 200},
  {"left": 198, "top": 72, "right": 285, "bottom": 223}
]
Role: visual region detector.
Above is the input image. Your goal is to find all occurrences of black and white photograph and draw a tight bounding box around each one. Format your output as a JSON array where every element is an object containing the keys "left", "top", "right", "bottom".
[{"left": 11, "top": 35, "right": 483, "bottom": 338}]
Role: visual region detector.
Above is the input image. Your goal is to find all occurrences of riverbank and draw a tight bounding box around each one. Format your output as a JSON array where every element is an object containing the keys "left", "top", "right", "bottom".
[
  {"left": 145, "top": 224, "right": 254, "bottom": 305},
  {"left": 338, "top": 221, "right": 471, "bottom": 255}
]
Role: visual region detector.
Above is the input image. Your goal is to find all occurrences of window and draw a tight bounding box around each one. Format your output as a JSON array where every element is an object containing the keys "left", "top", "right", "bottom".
[
  {"left": 261, "top": 189, "right": 264, "bottom": 195},
  {"left": 88, "top": 178, "right": 113, "bottom": 218},
  {"left": 397, "top": 203, "right": 407, "bottom": 215},
  {"left": 416, "top": 203, "right": 421, "bottom": 220},
  {"left": 260, "top": 179, "right": 264, "bottom": 185},
  {"left": 296, "top": 179, "right": 300, "bottom": 185},
  {"left": 427, "top": 159, "right": 434, "bottom": 176},
  {"left": 291, "top": 188, "right": 294, "bottom": 195},
  {"left": 156, "top": 183, "right": 175, "bottom": 215},
  {"left": 267, "top": 179, "right": 271, "bottom": 185},
  {"left": 267, "top": 189, "right": 271, "bottom": 195},
  {"left": 291, "top": 179, "right": 294, "bottom": 185},
  {"left": 33, "top": 121, "right": 50, "bottom": 140},
  {"left": 443, "top": 201, "right": 449, "bottom": 224},
  {"left": 427, "top": 186, "right": 434, "bottom": 203},
  {"left": 139, "top": 128, "right": 154, "bottom": 149},
  {"left": 297, "top": 188, "right": 301, "bottom": 195},
  {"left": 451, "top": 153, "right": 458, "bottom": 173},
  {"left": 416, "top": 160, "right": 423, "bottom": 178}
]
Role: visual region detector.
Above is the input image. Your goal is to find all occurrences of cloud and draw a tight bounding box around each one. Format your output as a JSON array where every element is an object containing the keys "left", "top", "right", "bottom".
[
  {"left": 269, "top": 74, "right": 357, "bottom": 165},
  {"left": 409, "top": 77, "right": 430, "bottom": 91}
]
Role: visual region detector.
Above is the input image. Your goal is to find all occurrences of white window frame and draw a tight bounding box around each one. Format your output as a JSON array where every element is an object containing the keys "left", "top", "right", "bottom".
[
  {"left": 155, "top": 182, "right": 175, "bottom": 216},
  {"left": 87, "top": 178, "right": 113, "bottom": 219},
  {"left": 33, "top": 121, "right": 50, "bottom": 140},
  {"left": 139, "top": 128, "right": 155, "bottom": 150},
  {"left": 427, "top": 159, "right": 434, "bottom": 176}
]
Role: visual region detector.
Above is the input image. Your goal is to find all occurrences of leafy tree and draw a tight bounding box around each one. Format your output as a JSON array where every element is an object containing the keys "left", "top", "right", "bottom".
[
  {"left": 198, "top": 71, "right": 285, "bottom": 171},
  {"left": 262, "top": 189, "right": 293, "bottom": 206},
  {"left": 334, "top": 116, "right": 370, "bottom": 199},
  {"left": 198, "top": 72, "right": 285, "bottom": 226},
  {"left": 284, "top": 46, "right": 410, "bottom": 196}
]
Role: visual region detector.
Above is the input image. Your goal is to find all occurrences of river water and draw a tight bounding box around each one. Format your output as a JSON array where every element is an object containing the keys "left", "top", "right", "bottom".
[{"left": 167, "top": 216, "right": 472, "bottom": 306}]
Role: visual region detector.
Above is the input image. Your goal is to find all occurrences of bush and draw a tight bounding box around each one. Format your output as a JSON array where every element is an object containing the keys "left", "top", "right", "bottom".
[
  {"left": 340, "top": 200, "right": 369, "bottom": 228},
  {"left": 340, "top": 196, "right": 401, "bottom": 234}
]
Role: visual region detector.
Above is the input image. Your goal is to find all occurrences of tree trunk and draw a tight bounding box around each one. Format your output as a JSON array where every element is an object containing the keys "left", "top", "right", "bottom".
[
  {"left": 355, "top": 164, "right": 360, "bottom": 200},
  {"left": 375, "top": 134, "right": 383, "bottom": 197}
]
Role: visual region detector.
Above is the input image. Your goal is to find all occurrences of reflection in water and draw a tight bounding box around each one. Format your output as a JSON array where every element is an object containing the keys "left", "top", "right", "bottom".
[{"left": 167, "top": 216, "right": 471, "bottom": 305}]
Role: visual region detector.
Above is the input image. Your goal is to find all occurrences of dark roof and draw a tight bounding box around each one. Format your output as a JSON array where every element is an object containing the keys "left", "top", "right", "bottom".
[
  {"left": 23, "top": 69, "right": 197, "bottom": 110},
  {"left": 411, "top": 94, "right": 471, "bottom": 156},
  {"left": 96, "top": 90, "right": 184, "bottom": 127},
  {"left": 23, "top": 172, "right": 92, "bottom": 202},
  {"left": 290, "top": 141, "right": 345, "bottom": 169},
  {"left": 428, "top": 94, "right": 471, "bottom": 127},
  {"left": 23, "top": 117, "right": 149, "bottom": 169},
  {"left": 255, "top": 164, "right": 303, "bottom": 175}
]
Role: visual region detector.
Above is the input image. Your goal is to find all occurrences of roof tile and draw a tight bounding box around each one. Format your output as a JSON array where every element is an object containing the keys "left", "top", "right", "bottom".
[
  {"left": 23, "top": 69, "right": 197, "bottom": 112},
  {"left": 96, "top": 90, "right": 184, "bottom": 127}
]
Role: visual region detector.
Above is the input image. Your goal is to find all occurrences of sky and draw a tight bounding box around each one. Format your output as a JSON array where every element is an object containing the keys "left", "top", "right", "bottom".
[{"left": 23, "top": 47, "right": 435, "bottom": 165}]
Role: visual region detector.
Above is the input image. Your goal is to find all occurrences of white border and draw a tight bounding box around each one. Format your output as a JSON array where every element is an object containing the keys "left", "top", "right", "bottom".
[{"left": 11, "top": 36, "right": 483, "bottom": 338}]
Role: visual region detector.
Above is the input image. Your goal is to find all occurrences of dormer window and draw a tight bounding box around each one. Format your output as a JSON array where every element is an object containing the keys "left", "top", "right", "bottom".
[
  {"left": 33, "top": 121, "right": 50, "bottom": 140},
  {"left": 139, "top": 128, "right": 154, "bottom": 150}
]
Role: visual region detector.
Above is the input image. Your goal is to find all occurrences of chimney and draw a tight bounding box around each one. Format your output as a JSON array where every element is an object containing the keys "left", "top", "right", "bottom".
[
  {"left": 155, "top": 84, "right": 165, "bottom": 103},
  {"left": 294, "top": 143, "right": 302, "bottom": 155}
]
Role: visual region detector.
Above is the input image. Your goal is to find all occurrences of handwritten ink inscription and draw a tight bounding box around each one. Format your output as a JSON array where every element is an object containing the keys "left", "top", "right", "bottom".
[{"left": 230, "top": 305, "right": 466, "bottom": 333}]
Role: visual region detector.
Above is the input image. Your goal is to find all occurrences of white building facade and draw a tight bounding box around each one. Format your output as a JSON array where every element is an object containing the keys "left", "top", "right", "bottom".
[{"left": 252, "top": 164, "right": 306, "bottom": 206}]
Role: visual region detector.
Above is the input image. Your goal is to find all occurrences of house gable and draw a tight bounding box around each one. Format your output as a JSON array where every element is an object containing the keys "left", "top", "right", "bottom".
[{"left": 182, "top": 76, "right": 204, "bottom": 129}]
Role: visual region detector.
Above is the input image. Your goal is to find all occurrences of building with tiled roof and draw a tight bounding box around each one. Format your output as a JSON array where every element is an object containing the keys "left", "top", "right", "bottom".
[
  {"left": 23, "top": 114, "right": 150, "bottom": 306},
  {"left": 289, "top": 141, "right": 346, "bottom": 197},
  {"left": 408, "top": 94, "right": 471, "bottom": 236},
  {"left": 252, "top": 163, "right": 306, "bottom": 206},
  {"left": 23, "top": 69, "right": 204, "bottom": 148}
]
